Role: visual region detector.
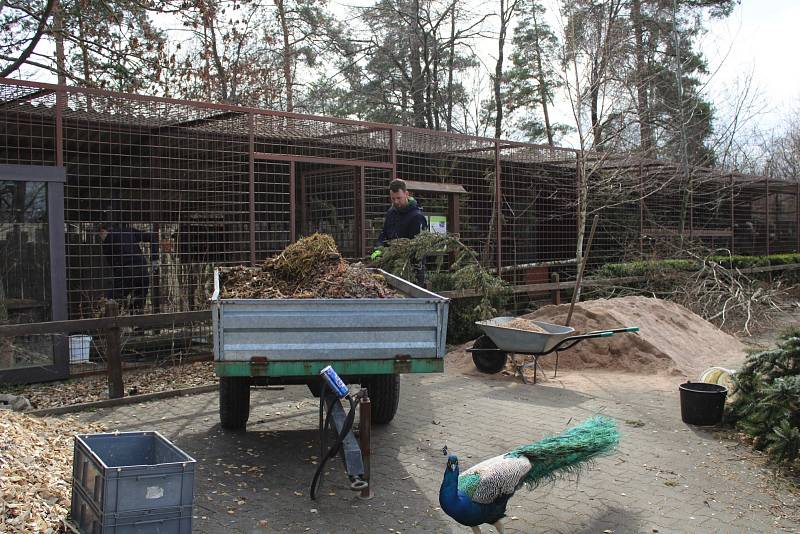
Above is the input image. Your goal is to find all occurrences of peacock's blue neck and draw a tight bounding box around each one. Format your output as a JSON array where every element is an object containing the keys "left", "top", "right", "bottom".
[
  {"left": 440, "top": 466, "right": 459, "bottom": 501},
  {"left": 440, "top": 466, "right": 475, "bottom": 521}
]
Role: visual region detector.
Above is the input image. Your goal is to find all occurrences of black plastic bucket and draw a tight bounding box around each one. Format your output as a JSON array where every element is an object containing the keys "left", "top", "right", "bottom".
[{"left": 679, "top": 382, "right": 727, "bottom": 426}]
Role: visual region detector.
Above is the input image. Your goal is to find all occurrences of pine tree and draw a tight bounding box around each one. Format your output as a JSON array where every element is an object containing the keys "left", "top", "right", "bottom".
[
  {"left": 728, "top": 330, "right": 800, "bottom": 468},
  {"left": 507, "top": 0, "right": 566, "bottom": 145}
]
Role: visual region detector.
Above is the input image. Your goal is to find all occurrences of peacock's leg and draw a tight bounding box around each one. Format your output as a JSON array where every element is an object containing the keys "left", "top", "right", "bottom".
[
  {"left": 471, "top": 527, "right": 482, "bottom": 534},
  {"left": 492, "top": 519, "right": 505, "bottom": 533}
]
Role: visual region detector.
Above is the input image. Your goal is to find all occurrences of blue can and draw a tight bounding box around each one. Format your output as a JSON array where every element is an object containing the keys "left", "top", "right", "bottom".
[{"left": 320, "top": 365, "right": 349, "bottom": 399}]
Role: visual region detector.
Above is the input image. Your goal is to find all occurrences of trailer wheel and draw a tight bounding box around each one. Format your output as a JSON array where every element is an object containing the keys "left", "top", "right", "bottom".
[
  {"left": 361, "top": 374, "right": 400, "bottom": 424},
  {"left": 471, "top": 335, "right": 507, "bottom": 374},
  {"left": 219, "top": 377, "right": 250, "bottom": 430}
]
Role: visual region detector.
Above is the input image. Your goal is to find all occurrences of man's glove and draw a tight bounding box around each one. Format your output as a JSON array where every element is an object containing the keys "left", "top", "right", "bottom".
[{"left": 370, "top": 249, "right": 382, "bottom": 261}]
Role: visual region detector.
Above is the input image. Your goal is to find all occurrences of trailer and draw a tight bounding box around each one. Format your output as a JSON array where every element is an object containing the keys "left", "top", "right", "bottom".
[{"left": 211, "top": 269, "right": 449, "bottom": 429}]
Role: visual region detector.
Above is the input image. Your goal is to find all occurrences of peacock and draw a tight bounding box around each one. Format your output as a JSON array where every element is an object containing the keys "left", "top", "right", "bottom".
[{"left": 439, "top": 416, "right": 619, "bottom": 533}]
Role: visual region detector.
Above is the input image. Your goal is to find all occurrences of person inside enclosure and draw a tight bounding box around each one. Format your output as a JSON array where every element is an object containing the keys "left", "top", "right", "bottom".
[
  {"left": 98, "top": 205, "right": 160, "bottom": 315},
  {"left": 372, "top": 178, "right": 428, "bottom": 285}
]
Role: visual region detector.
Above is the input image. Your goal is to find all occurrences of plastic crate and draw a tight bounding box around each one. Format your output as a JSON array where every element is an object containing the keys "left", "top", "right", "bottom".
[
  {"left": 71, "top": 482, "right": 192, "bottom": 534},
  {"left": 72, "top": 431, "right": 195, "bottom": 516}
]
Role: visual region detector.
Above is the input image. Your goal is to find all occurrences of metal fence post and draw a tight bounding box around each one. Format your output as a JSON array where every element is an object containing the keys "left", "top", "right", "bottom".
[
  {"left": 766, "top": 177, "right": 771, "bottom": 257},
  {"left": 494, "top": 141, "right": 502, "bottom": 271},
  {"left": 249, "top": 113, "right": 256, "bottom": 265},
  {"left": 796, "top": 182, "right": 799, "bottom": 253}
]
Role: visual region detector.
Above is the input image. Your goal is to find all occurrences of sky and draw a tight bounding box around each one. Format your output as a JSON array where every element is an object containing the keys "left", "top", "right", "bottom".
[
  {"left": 699, "top": 0, "right": 800, "bottom": 134},
  {"left": 11, "top": 0, "right": 799, "bottom": 141}
]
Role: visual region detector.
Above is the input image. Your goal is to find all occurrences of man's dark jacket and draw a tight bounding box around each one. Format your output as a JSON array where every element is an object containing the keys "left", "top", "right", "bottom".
[{"left": 377, "top": 198, "right": 428, "bottom": 246}]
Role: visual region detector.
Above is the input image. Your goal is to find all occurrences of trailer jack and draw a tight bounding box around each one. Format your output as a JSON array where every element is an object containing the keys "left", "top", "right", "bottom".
[{"left": 309, "top": 375, "right": 372, "bottom": 500}]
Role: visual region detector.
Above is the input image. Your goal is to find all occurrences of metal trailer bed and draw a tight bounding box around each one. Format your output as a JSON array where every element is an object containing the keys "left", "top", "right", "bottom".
[{"left": 211, "top": 268, "right": 449, "bottom": 429}]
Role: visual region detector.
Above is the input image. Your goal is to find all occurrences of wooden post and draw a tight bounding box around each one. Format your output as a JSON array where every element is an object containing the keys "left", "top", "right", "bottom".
[
  {"left": 105, "top": 300, "right": 124, "bottom": 399},
  {"left": 551, "top": 272, "right": 561, "bottom": 305}
]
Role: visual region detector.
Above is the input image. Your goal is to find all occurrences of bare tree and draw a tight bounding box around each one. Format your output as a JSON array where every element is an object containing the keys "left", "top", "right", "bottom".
[{"left": 493, "top": 0, "right": 521, "bottom": 138}]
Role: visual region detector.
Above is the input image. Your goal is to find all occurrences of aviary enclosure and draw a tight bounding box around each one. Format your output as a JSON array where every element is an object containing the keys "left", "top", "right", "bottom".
[{"left": 1, "top": 78, "right": 796, "bottom": 383}]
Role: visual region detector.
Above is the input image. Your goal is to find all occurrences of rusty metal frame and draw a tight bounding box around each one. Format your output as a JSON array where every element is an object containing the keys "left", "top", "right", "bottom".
[{"left": 254, "top": 152, "right": 393, "bottom": 169}]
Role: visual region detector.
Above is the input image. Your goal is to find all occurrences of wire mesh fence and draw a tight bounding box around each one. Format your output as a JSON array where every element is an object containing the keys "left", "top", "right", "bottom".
[{"left": 1, "top": 79, "right": 798, "bottom": 382}]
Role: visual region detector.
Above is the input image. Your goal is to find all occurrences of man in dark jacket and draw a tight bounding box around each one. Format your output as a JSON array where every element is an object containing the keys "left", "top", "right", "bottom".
[
  {"left": 376, "top": 179, "right": 428, "bottom": 245},
  {"left": 99, "top": 217, "right": 159, "bottom": 315},
  {"left": 374, "top": 178, "right": 428, "bottom": 284}
]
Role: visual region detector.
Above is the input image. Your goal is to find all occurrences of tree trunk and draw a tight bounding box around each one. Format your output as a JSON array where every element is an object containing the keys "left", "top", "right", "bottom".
[
  {"left": 494, "top": 0, "right": 507, "bottom": 139},
  {"left": 410, "top": 0, "right": 426, "bottom": 128},
  {"left": 446, "top": 3, "right": 456, "bottom": 132},
  {"left": 204, "top": 12, "right": 229, "bottom": 102},
  {"left": 531, "top": 10, "right": 553, "bottom": 145},
  {"left": 590, "top": 55, "right": 602, "bottom": 148},
  {"left": 76, "top": 2, "right": 93, "bottom": 98},
  {"left": 424, "top": 33, "right": 435, "bottom": 128},
  {"left": 53, "top": 0, "right": 66, "bottom": 84},
  {"left": 275, "top": 0, "right": 294, "bottom": 112},
  {"left": 631, "top": 0, "right": 653, "bottom": 155},
  {"left": 431, "top": 41, "right": 440, "bottom": 130}
]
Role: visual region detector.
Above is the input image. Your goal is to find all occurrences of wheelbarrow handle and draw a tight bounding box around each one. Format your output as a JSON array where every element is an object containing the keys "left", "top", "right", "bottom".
[
  {"left": 548, "top": 327, "right": 639, "bottom": 354},
  {"left": 567, "top": 331, "right": 614, "bottom": 341},
  {"left": 544, "top": 331, "right": 613, "bottom": 354},
  {"left": 584, "top": 326, "right": 639, "bottom": 335}
]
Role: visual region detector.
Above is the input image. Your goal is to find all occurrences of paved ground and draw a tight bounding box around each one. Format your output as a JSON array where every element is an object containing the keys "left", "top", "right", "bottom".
[{"left": 74, "top": 371, "right": 799, "bottom": 534}]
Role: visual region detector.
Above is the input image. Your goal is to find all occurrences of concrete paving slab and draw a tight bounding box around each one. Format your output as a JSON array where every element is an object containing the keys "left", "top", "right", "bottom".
[{"left": 72, "top": 373, "right": 799, "bottom": 534}]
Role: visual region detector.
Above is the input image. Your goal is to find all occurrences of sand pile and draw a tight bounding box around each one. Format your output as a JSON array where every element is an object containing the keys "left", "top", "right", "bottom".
[
  {"left": 501, "top": 317, "right": 548, "bottom": 333},
  {"left": 447, "top": 296, "right": 747, "bottom": 378}
]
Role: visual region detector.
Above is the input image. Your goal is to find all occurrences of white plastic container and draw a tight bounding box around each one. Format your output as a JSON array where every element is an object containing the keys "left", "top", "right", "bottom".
[
  {"left": 69, "top": 335, "right": 92, "bottom": 364},
  {"left": 699, "top": 366, "right": 736, "bottom": 390}
]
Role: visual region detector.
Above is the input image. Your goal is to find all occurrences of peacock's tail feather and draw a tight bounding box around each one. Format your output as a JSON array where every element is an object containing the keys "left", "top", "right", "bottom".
[{"left": 507, "top": 416, "right": 619, "bottom": 489}]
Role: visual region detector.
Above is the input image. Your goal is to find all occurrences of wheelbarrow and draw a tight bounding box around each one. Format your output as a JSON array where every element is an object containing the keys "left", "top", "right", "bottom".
[{"left": 467, "top": 317, "right": 640, "bottom": 384}]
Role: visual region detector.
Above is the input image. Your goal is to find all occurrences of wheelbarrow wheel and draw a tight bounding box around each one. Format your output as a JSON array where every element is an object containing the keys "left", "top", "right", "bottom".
[{"left": 471, "top": 335, "right": 507, "bottom": 374}]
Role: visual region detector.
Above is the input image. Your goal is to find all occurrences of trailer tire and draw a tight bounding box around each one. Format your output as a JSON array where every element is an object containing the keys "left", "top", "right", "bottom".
[
  {"left": 362, "top": 374, "right": 400, "bottom": 424},
  {"left": 219, "top": 377, "right": 250, "bottom": 430},
  {"left": 471, "top": 335, "right": 507, "bottom": 374}
]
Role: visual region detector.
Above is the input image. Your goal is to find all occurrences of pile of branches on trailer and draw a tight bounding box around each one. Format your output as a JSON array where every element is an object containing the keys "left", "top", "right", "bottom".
[
  {"left": 370, "top": 231, "right": 510, "bottom": 342},
  {"left": 219, "top": 233, "right": 398, "bottom": 299}
]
